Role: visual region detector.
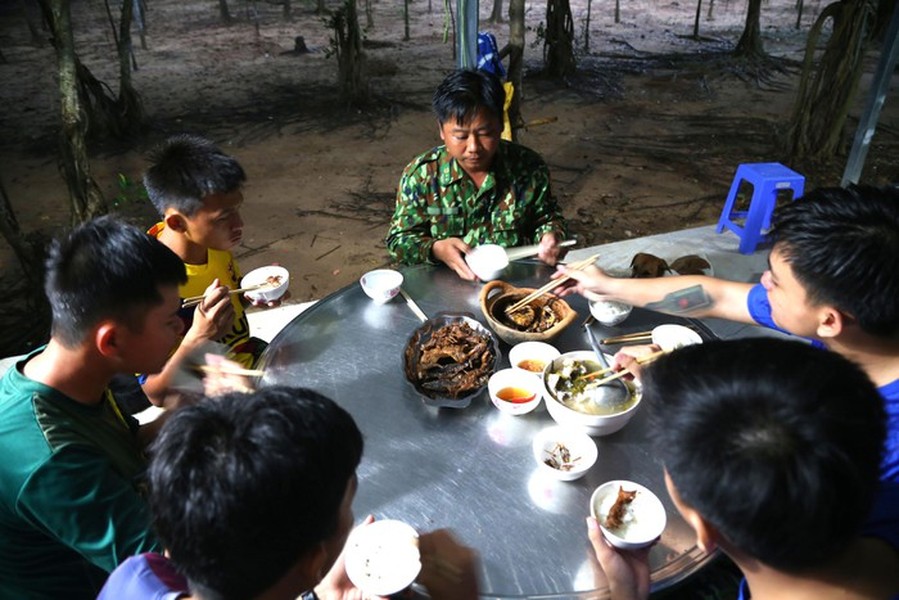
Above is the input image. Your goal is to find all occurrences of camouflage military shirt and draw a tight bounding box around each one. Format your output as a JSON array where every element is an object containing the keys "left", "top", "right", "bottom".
[{"left": 386, "top": 141, "right": 568, "bottom": 264}]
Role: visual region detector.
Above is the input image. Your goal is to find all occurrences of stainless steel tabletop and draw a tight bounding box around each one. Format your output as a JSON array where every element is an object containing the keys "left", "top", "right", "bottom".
[{"left": 258, "top": 261, "right": 715, "bottom": 599}]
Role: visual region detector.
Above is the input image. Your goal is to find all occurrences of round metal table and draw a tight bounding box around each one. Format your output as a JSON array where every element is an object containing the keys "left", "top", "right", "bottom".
[{"left": 258, "top": 261, "right": 715, "bottom": 599}]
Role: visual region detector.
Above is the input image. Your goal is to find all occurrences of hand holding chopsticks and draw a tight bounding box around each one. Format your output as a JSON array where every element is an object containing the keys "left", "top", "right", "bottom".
[
  {"left": 578, "top": 349, "right": 667, "bottom": 386},
  {"left": 506, "top": 254, "right": 600, "bottom": 314},
  {"left": 182, "top": 282, "right": 269, "bottom": 309}
]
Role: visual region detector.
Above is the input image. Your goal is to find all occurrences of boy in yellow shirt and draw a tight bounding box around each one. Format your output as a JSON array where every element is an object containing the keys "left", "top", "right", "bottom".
[{"left": 141, "top": 134, "right": 269, "bottom": 406}]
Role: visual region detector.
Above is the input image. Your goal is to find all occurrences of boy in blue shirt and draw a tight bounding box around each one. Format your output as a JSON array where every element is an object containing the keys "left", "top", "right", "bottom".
[
  {"left": 559, "top": 185, "right": 899, "bottom": 482},
  {"left": 589, "top": 339, "right": 899, "bottom": 600}
]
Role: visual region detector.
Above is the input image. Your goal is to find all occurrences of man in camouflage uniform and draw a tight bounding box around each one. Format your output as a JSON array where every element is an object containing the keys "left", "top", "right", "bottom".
[{"left": 386, "top": 69, "right": 569, "bottom": 281}]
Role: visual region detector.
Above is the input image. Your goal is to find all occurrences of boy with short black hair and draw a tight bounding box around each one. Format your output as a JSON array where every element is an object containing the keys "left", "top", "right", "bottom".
[
  {"left": 560, "top": 185, "right": 899, "bottom": 482},
  {"left": 100, "top": 387, "right": 482, "bottom": 600},
  {"left": 589, "top": 339, "right": 899, "bottom": 600},
  {"left": 0, "top": 216, "right": 186, "bottom": 598},
  {"left": 141, "top": 134, "right": 269, "bottom": 405}
]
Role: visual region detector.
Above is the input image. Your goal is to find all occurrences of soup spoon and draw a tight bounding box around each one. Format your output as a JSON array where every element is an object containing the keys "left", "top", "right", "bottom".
[{"left": 583, "top": 321, "right": 631, "bottom": 409}]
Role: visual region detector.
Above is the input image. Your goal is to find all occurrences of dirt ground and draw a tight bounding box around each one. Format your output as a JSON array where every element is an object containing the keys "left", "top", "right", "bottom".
[{"left": 1, "top": 0, "right": 897, "bottom": 354}]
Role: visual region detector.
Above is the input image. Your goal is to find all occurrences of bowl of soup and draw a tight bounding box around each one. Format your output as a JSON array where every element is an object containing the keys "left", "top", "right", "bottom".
[{"left": 542, "top": 351, "right": 641, "bottom": 436}]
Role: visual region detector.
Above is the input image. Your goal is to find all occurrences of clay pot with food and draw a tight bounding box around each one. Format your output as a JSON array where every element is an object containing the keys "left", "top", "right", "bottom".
[{"left": 479, "top": 280, "right": 577, "bottom": 345}]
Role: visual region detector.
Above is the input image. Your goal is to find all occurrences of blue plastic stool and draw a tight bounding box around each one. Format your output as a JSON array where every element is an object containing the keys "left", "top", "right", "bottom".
[{"left": 716, "top": 162, "right": 805, "bottom": 254}]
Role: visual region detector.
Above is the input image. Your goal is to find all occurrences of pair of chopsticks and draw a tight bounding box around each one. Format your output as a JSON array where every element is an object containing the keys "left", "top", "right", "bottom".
[
  {"left": 505, "top": 239, "right": 577, "bottom": 261},
  {"left": 600, "top": 330, "right": 654, "bottom": 345},
  {"left": 194, "top": 364, "right": 266, "bottom": 378},
  {"left": 506, "top": 253, "right": 600, "bottom": 314},
  {"left": 181, "top": 282, "right": 269, "bottom": 309},
  {"left": 578, "top": 349, "right": 667, "bottom": 386},
  {"left": 399, "top": 288, "right": 428, "bottom": 322}
]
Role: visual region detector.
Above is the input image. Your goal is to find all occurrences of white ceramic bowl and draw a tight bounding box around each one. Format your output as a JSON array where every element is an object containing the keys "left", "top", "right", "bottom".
[
  {"left": 590, "top": 480, "right": 667, "bottom": 550},
  {"left": 241, "top": 265, "right": 290, "bottom": 303},
  {"left": 588, "top": 299, "right": 633, "bottom": 326},
  {"left": 345, "top": 519, "right": 421, "bottom": 596},
  {"left": 488, "top": 368, "right": 543, "bottom": 415},
  {"left": 542, "top": 351, "right": 642, "bottom": 436},
  {"left": 508, "top": 341, "right": 561, "bottom": 376},
  {"left": 465, "top": 244, "right": 509, "bottom": 281},
  {"left": 651, "top": 324, "right": 703, "bottom": 352},
  {"left": 360, "top": 269, "right": 404, "bottom": 304},
  {"left": 532, "top": 425, "right": 598, "bottom": 481}
]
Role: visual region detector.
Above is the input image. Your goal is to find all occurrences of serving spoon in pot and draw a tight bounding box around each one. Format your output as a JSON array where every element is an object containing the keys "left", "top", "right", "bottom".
[{"left": 583, "top": 317, "right": 631, "bottom": 409}]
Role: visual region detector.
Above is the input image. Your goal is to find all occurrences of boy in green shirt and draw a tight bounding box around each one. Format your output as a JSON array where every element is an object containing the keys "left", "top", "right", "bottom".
[{"left": 0, "top": 216, "right": 187, "bottom": 599}]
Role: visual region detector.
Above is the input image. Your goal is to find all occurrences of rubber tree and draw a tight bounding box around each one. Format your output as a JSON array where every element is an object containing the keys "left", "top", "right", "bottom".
[
  {"left": 507, "top": 0, "right": 525, "bottom": 138},
  {"left": 0, "top": 175, "right": 46, "bottom": 286},
  {"left": 543, "top": 0, "right": 575, "bottom": 78},
  {"left": 219, "top": 0, "right": 233, "bottom": 24},
  {"left": 489, "top": 0, "right": 503, "bottom": 23},
  {"left": 329, "top": 0, "right": 368, "bottom": 106},
  {"left": 114, "top": 0, "right": 146, "bottom": 135},
  {"left": 788, "top": 0, "right": 879, "bottom": 160},
  {"left": 734, "top": 0, "right": 764, "bottom": 58},
  {"left": 39, "top": 0, "right": 107, "bottom": 224}
]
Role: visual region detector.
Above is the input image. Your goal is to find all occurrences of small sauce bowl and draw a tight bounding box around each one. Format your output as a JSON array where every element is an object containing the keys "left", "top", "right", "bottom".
[
  {"left": 508, "top": 341, "right": 561, "bottom": 377},
  {"left": 488, "top": 368, "right": 542, "bottom": 415}
]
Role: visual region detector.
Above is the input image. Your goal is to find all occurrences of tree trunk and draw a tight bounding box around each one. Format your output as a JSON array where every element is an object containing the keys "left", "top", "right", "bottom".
[
  {"left": 404, "top": 0, "right": 410, "bottom": 39},
  {"left": 219, "top": 0, "right": 233, "bottom": 23},
  {"left": 0, "top": 176, "right": 45, "bottom": 286},
  {"left": 543, "top": 0, "right": 575, "bottom": 78},
  {"left": 614, "top": 0, "right": 619, "bottom": 24},
  {"left": 18, "top": 0, "right": 44, "bottom": 46},
  {"left": 693, "top": 0, "right": 702, "bottom": 38},
  {"left": 116, "top": 0, "right": 146, "bottom": 134},
  {"left": 584, "top": 0, "right": 592, "bottom": 51},
  {"left": 788, "top": 0, "right": 877, "bottom": 160},
  {"left": 734, "top": 0, "right": 764, "bottom": 58},
  {"left": 508, "top": 0, "right": 525, "bottom": 139},
  {"left": 707, "top": 0, "right": 715, "bottom": 21},
  {"left": 134, "top": 0, "right": 148, "bottom": 50},
  {"left": 795, "top": 0, "right": 804, "bottom": 29},
  {"left": 42, "top": 0, "right": 107, "bottom": 224},
  {"left": 490, "top": 0, "right": 504, "bottom": 23},
  {"left": 365, "top": 0, "right": 374, "bottom": 29},
  {"left": 283, "top": 0, "right": 292, "bottom": 20},
  {"left": 331, "top": 0, "right": 367, "bottom": 106},
  {"left": 317, "top": 0, "right": 326, "bottom": 15}
]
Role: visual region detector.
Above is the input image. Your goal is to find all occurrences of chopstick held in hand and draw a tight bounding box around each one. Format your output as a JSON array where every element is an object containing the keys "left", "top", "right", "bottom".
[
  {"left": 182, "top": 282, "right": 270, "bottom": 309},
  {"left": 580, "top": 350, "right": 668, "bottom": 385},
  {"left": 506, "top": 253, "right": 599, "bottom": 314}
]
